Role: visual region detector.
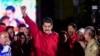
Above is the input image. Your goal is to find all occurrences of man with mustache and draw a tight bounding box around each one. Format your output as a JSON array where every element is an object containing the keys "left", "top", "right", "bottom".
[{"left": 21, "top": 6, "right": 59, "bottom": 56}]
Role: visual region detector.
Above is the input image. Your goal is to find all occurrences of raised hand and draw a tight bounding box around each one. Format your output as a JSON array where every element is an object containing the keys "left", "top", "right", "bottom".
[{"left": 21, "top": 6, "right": 27, "bottom": 16}]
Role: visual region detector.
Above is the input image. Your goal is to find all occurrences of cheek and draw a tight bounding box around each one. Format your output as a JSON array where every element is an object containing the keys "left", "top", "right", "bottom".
[
  {"left": 84, "top": 34, "right": 88, "bottom": 40},
  {"left": 24, "top": 30, "right": 28, "bottom": 33},
  {"left": 20, "top": 29, "right": 24, "bottom": 32},
  {"left": 0, "top": 39, "right": 3, "bottom": 44},
  {"left": 49, "top": 25, "right": 53, "bottom": 28},
  {"left": 14, "top": 37, "right": 17, "bottom": 40},
  {"left": 2, "top": 39, "right": 6, "bottom": 44},
  {"left": 84, "top": 36, "right": 87, "bottom": 40},
  {"left": 48, "top": 28, "right": 51, "bottom": 30},
  {"left": 21, "top": 39, "right": 25, "bottom": 42},
  {"left": 0, "top": 38, "right": 5, "bottom": 44},
  {"left": 68, "top": 29, "right": 73, "bottom": 32},
  {"left": 43, "top": 27, "right": 46, "bottom": 30}
]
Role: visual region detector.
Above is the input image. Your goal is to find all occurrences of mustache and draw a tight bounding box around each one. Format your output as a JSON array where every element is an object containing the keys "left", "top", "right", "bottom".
[{"left": 45, "top": 30, "right": 50, "bottom": 31}]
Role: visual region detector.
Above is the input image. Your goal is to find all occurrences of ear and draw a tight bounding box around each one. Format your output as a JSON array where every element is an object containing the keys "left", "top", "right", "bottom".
[
  {"left": 51, "top": 25, "right": 53, "bottom": 29},
  {"left": 42, "top": 25, "right": 44, "bottom": 28}
]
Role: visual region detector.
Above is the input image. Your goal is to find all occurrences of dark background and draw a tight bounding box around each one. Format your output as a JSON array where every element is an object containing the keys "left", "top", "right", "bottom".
[{"left": 36, "top": 0, "right": 100, "bottom": 32}]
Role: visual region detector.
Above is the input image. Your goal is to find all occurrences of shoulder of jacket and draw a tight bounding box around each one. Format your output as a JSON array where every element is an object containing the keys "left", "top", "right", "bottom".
[
  {"left": 90, "top": 42, "right": 99, "bottom": 51},
  {"left": 53, "top": 32, "right": 59, "bottom": 35}
]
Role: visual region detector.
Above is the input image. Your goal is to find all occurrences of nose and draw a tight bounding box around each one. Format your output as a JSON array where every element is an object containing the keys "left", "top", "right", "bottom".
[{"left": 45, "top": 27, "right": 49, "bottom": 30}]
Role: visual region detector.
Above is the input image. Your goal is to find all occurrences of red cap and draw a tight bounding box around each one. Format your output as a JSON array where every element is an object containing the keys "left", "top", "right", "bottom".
[{"left": 0, "top": 26, "right": 6, "bottom": 32}]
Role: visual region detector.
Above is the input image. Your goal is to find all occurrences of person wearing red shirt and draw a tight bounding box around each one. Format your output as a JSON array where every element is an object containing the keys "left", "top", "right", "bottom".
[
  {"left": 21, "top": 6, "right": 59, "bottom": 56},
  {"left": 64, "top": 23, "right": 84, "bottom": 56},
  {"left": 65, "top": 23, "right": 78, "bottom": 49}
]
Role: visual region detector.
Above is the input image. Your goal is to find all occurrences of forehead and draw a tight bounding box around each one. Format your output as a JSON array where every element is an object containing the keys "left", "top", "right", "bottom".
[
  {"left": 68, "top": 25, "right": 75, "bottom": 29},
  {"left": 43, "top": 22, "right": 52, "bottom": 26},
  {"left": 0, "top": 32, "right": 8, "bottom": 36},
  {"left": 21, "top": 35, "right": 25, "bottom": 37},
  {"left": 2, "top": 18, "right": 9, "bottom": 20},
  {"left": 8, "top": 28, "right": 13, "bottom": 30},
  {"left": 20, "top": 27, "right": 27, "bottom": 29},
  {"left": 84, "top": 29, "right": 90, "bottom": 34},
  {"left": 6, "top": 10, "right": 12, "bottom": 12}
]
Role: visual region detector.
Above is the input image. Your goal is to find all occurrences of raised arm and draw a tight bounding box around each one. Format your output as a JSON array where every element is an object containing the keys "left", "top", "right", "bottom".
[{"left": 21, "top": 6, "right": 39, "bottom": 37}]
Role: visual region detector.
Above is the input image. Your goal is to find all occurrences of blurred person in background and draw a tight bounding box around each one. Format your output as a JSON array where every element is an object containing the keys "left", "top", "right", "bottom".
[
  {"left": 18, "top": 32, "right": 31, "bottom": 56},
  {"left": 0, "top": 16, "right": 10, "bottom": 26},
  {"left": 0, "top": 27, "right": 11, "bottom": 56},
  {"left": 63, "top": 23, "right": 84, "bottom": 56},
  {"left": 6, "top": 26, "right": 15, "bottom": 41},
  {"left": 77, "top": 28, "right": 85, "bottom": 41},
  {"left": 18, "top": 24, "right": 31, "bottom": 43},
  {"left": 77, "top": 28, "right": 86, "bottom": 49},
  {"left": 97, "top": 29, "right": 100, "bottom": 45},
  {"left": 0, "top": 23, "right": 6, "bottom": 29},
  {"left": 5, "top": 5, "right": 24, "bottom": 32},
  {"left": 11, "top": 34, "right": 22, "bottom": 56},
  {"left": 18, "top": 24, "right": 32, "bottom": 56},
  {"left": 84, "top": 26, "right": 99, "bottom": 56},
  {"left": 95, "top": 29, "right": 100, "bottom": 55}
]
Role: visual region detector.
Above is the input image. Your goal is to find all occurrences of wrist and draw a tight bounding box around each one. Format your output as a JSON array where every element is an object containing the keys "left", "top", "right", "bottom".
[{"left": 23, "top": 13, "right": 27, "bottom": 17}]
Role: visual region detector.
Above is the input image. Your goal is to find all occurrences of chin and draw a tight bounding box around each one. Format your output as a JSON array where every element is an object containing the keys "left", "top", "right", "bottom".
[
  {"left": 44, "top": 32, "right": 49, "bottom": 34},
  {"left": 45, "top": 32, "right": 49, "bottom": 34}
]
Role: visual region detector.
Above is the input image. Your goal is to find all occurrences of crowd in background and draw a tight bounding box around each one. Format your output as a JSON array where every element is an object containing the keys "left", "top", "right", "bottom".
[
  {"left": 0, "top": 23, "right": 33, "bottom": 56},
  {"left": 0, "top": 5, "right": 100, "bottom": 56}
]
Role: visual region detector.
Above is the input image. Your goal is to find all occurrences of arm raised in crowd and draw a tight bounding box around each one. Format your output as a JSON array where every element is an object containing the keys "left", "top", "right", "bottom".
[{"left": 21, "top": 6, "right": 39, "bottom": 37}]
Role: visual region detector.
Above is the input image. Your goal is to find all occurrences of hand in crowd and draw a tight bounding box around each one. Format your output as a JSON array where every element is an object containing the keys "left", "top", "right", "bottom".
[
  {"left": 62, "top": 30, "right": 68, "bottom": 42},
  {"left": 64, "top": 34, "right": 68, "bottom": 42},
  {"left": 78, "top": 41, "right": 86, "bottom": 49}
]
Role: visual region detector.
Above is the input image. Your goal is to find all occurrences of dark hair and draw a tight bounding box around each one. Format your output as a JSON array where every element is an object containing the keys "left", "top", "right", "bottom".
[
  {"left": 17, "top": 32, "right": 26, "bottom": 37},
  {"left": 17, "top": 32, "right": 26, "bottom": 44},
  {"left": 6, "top": 26, "right": 14, "bottom": 41},
  {"left": 0, "top": 23, "right": 5, "bottom": 26},
  {"left": 42, "top": 17, "right": 53, "bottom": 25},
  {"left": 85, "top": 26, "right": 96, "bottom": 38},
  {"left": 6, "top": 6, "right": 15, "bottom": 12},
  {"left": 18, "top": 24, "right": 26, "bottom": 29},
  {"left": 68, "top": 23, "right": 77, "bottom": 29},
  {"left": 0, "top": 16, "right": 9, "bottom": 22},
  {"left": 6, "top": 26, "right": 14, "bottom": 31}
]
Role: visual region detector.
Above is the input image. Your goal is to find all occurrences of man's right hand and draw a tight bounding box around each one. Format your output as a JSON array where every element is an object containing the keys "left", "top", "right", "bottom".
[
  {"left": 64, "top": 34, "right": 68, "bottom": 42},
  {"left": 78, "top": 41, "right": 86, "bottom": 49},
  {"left": 21, "top": 6, "right": 27, "bottom": 16}
]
